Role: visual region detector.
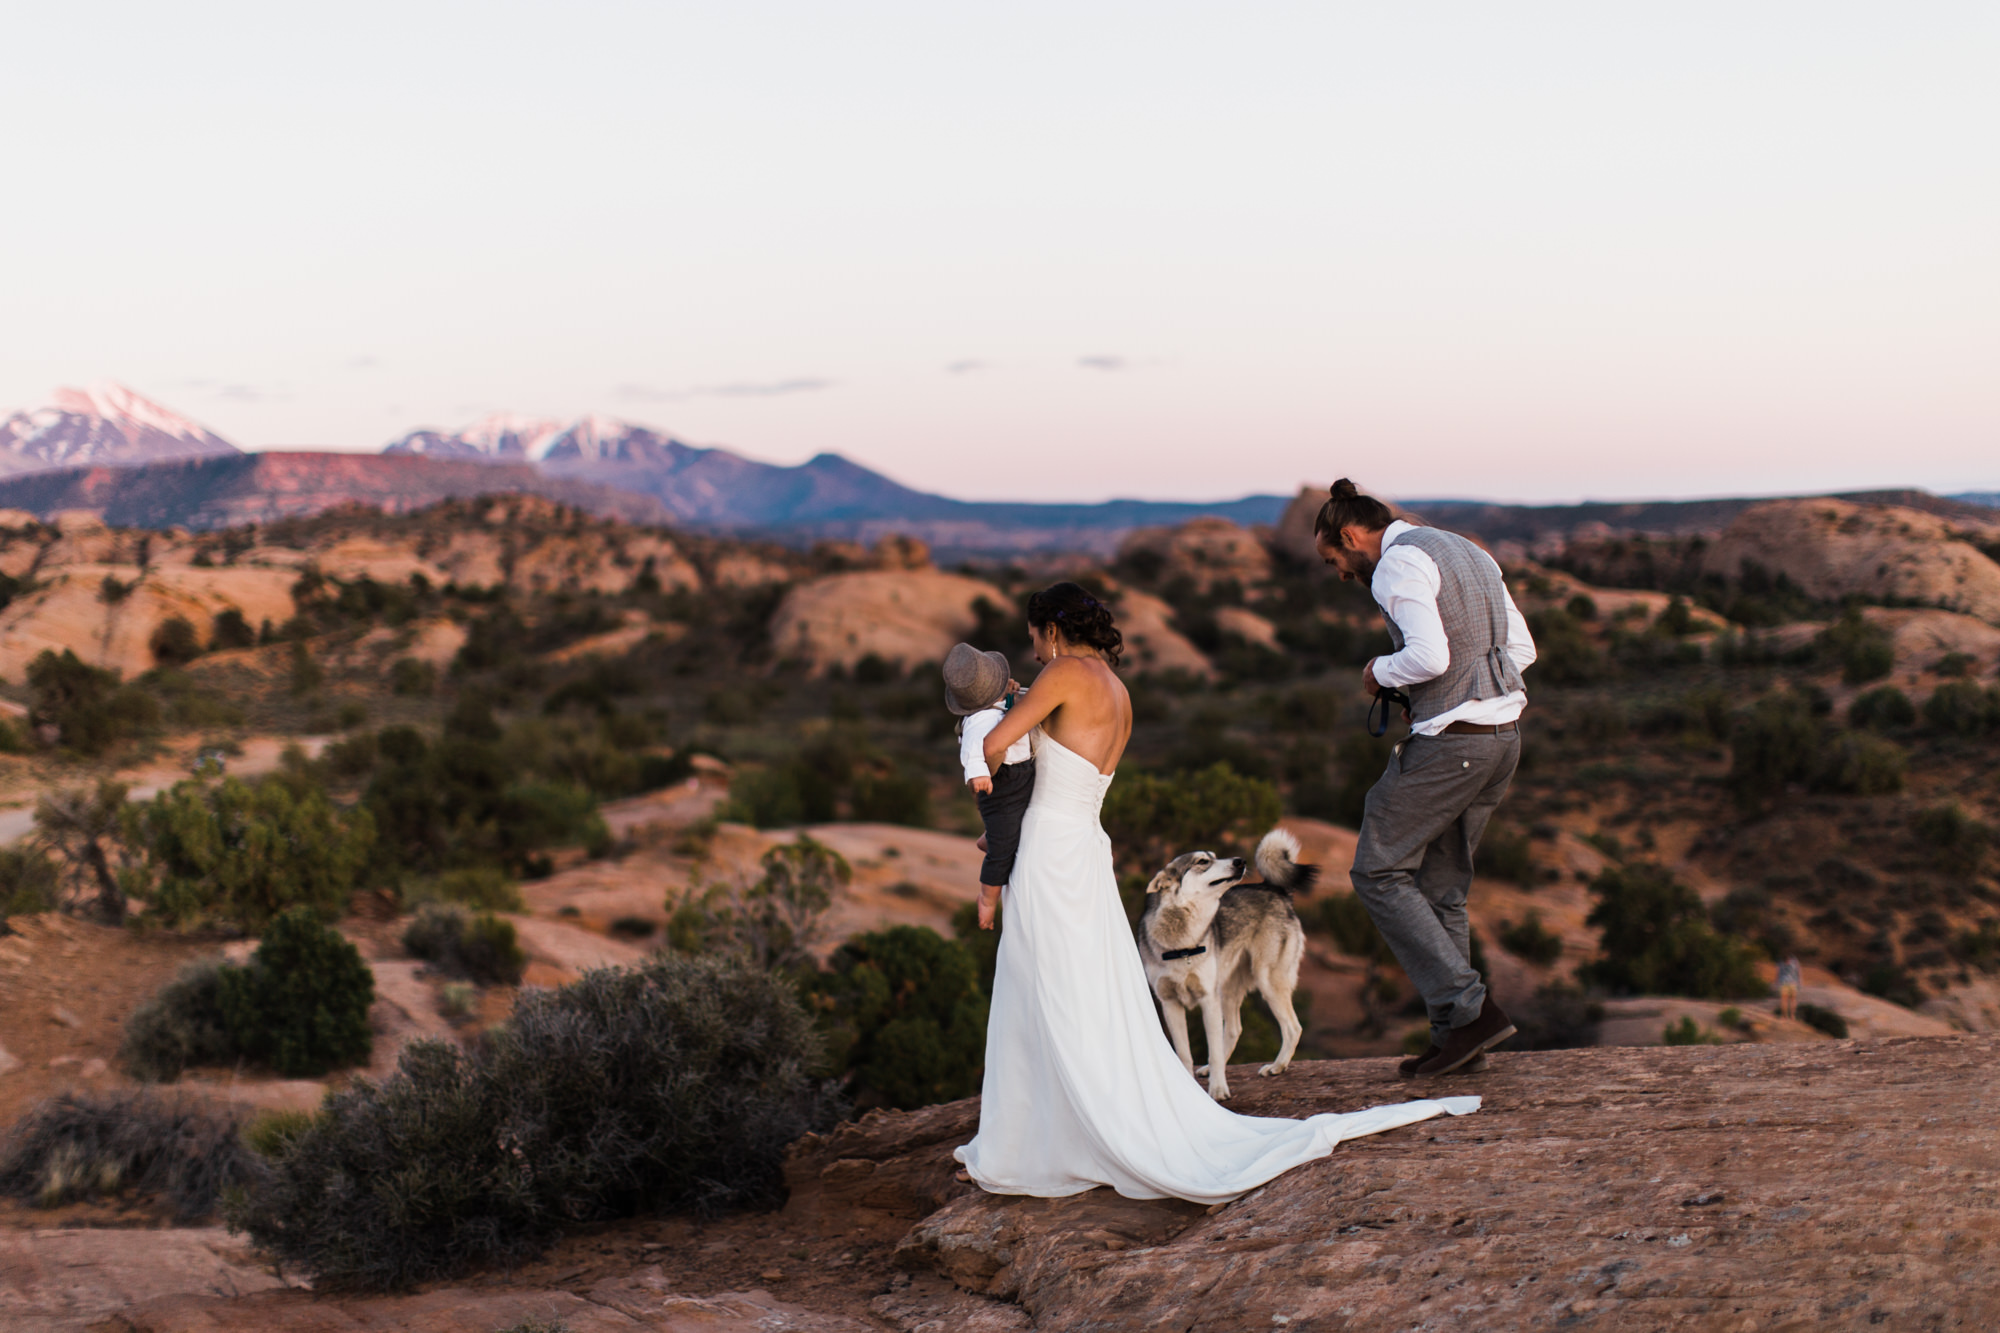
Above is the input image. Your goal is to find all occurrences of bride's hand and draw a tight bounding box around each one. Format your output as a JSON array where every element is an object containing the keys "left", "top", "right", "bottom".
[{"left": 977, "top": 885, "right": 999, "bottom": 930}]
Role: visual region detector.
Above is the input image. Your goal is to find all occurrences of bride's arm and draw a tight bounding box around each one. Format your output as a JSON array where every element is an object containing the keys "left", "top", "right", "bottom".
[{"left": 981, "top": 658, "right": 1076, "bottom": 772}]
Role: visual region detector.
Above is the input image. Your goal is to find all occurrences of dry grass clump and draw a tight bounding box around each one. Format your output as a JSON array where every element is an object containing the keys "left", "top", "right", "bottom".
[{"left": 0, "top": 1091, "right": 255, "bottom": 1221}]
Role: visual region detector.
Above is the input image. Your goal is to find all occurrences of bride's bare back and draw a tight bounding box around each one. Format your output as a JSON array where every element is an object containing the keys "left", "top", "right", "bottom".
[{"left": 980, "top": 646, "right": 1131, "bottom": 777}]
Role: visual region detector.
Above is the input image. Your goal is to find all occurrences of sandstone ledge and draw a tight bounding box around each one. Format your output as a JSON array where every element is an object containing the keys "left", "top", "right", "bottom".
[{"left": 791, "top": 1035, "right": 2000, "bottom": 1330}]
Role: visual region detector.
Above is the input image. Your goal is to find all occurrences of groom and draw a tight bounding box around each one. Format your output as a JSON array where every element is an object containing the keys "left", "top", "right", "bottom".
[{"left": 1314, "top": 479, "right": 1538, "bottom": 1077}]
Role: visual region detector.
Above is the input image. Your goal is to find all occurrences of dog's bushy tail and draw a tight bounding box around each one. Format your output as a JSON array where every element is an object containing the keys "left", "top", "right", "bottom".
[{"left": 1255, "top": 828, "right": 1319, "bottom": 896}]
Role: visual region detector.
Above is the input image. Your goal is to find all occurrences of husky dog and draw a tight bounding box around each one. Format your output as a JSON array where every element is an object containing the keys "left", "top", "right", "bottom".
[{"left": 1136, "top": 829, "right": 1317, "bottom": 1101}]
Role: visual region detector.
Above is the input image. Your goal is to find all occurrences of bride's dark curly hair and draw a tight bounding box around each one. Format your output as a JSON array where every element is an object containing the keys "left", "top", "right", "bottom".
[{"left": 1026, "top": 581, "right": 1123, "bottom": 668}]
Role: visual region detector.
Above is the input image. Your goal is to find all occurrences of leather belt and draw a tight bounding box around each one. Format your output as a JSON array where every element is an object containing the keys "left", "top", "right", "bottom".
[{"left": 1439, "top": 720, "right": 1520, "bottom": 736}]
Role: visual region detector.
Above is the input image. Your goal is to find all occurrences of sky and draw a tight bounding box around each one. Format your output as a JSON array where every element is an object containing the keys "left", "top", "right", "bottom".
[{"left": 1, "top": 2, "right": 1995, "bottom": 505}]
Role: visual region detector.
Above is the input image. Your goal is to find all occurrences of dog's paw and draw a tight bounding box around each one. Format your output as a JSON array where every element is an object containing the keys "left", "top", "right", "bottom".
[
  {"left": 1258, "top": 1060, "right": 1289, "bottom": 1078},
  {"left": 1194, "top": 1063, "right": 1210, "bottom": 1077},
  {"left": 1209, "top": 1082, "right": 1233, "bottom": 1101}
]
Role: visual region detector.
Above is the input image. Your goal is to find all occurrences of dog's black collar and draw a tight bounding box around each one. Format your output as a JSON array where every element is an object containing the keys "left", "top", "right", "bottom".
[{"left": 1161, "top": 945, "right": 1208, "bottom": 961}]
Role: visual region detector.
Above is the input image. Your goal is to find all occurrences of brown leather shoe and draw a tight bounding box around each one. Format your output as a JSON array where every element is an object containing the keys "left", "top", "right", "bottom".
[
  {"left": 1413, "top": 998, "right": 1516, "bottom": 1077},
  {"left": 1398, "top": 1047, "right": 1487, "bottom": 1078}
]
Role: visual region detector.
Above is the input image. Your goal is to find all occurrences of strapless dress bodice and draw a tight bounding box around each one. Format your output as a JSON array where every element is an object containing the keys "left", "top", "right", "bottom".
[{"left": 1029, "top": 730, "right": 1116, "bottom": 820}]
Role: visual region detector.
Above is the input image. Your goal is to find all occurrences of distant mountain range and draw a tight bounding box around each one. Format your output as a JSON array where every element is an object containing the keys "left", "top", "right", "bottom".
[{"left": 0, "top": 386, "right": 1991, "bottom": 556}]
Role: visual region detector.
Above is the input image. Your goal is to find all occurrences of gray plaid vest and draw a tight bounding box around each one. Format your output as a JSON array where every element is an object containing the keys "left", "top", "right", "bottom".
[{"left": 1380, "top": 526, "right": 1525, "bottom": 723}]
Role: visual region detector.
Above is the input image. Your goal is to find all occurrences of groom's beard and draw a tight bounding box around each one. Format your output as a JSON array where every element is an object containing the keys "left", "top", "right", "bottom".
[{"left": 1333, "top": 548, "right": 1377, "bottom": 583}]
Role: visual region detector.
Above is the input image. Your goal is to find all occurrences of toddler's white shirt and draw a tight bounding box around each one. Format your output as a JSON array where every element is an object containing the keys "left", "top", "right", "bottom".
[{"left": 959, "top": 703, "right": 1033, "bottom": 781}]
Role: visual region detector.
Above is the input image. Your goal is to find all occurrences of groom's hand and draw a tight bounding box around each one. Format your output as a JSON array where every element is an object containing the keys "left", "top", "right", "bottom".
[{"left": 1361, "top": 659, "right": 1380, "bottom": 694}]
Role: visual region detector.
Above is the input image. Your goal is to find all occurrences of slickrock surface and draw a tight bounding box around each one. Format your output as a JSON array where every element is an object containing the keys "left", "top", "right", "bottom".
[
  {"left": 800, "top": 1036, "right": 2000, "bottom": 1330},
  {"left": 766, "top": 569, "right": 1011, "bottom": 675},
  {"left": 11, "top": 1036, "right": 1998, "bottom": 1329},
  {"left": 1704, "top": 499, "right": 2000, "bottom": 627}
]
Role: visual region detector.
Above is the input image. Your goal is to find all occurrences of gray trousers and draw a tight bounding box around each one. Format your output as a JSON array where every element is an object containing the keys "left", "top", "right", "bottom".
[{"left": 1349, "top": 727, "right": 1521, "bottom": 1045}]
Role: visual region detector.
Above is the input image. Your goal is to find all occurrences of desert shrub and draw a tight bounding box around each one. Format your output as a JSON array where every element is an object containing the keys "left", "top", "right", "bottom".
[
  {"left": 607, "top": 916, "right": 656, "bottom": 941},
  {"left": 412, "top": 865, "right": 525, "bottom": 911},
  {"left": 1523, "top": 607, "right": 1603, "bottom": 685},
  {"left": 1924, "top": 680, "right": 2000, "bottom": 736},
  {"left": 145, "top": 669, "right": 248, "bottom": 730},
  {"left": 1727, "top": 693, "right": 1819, "bottom": 807},
  {"left": 807, "top": 925, "right": 988, "bottom": 1110},
  {"left": 1858, "top": 960, "right": 1923, "bottom": 1008},
  {"left": 120, "top": 776, "right": 376, "bottom": 930},
  {"left": 1656, "top": 596, "right": 1695, "bottom": 637},
  {"left": 1810, "top": 731, "right": 1906, "bottom": 796},
  {"left": 1951, "top": 921, "right": 2000, "bottom": 971},
  {"left": 149, "top": 616, "right": 203, "bottom": 667},
  {"left": 27, "top": 648, "right": 160, "bottom": 756},
  {"left": 401, "top": 903, "right": 527, "bottom": 986},
  {"left": 34, "top": 780, "right": 134, "bottom": 923},
  {"left": 289, "top": 640, "right": 325, "bottom": 695},
  {"left": 668, "top": 837, "right": 848, "bottom": 973},
  {"left": 1565, "top": 594, "right": 1598, "bottom": 621},
  {"left": 1913, "top": 803, "right": 1992, "bottom": 878},
  {"left": 1935, "top": 651, "right": 1975, "bottom": 678},
  {"left": 120, "top": 959, "right": 236, "bottom": 1082},
  {"left": 1848, "top": 686, "right": 1916, "bottom": 730},
  {"left": 210, "top": 607, "right": 257, "bottom": 650},
  {"left": 1306, "top": 891, "right": 1397, "bottom": 966},
  {"left": 389, "top": 656, "right": 436, "bottom": 695},
  {"left": 230, "top": 955, "right": 838, "bottom": 1291},
  {"left": 1662, "top": 1016, "right": 1725, "bottom": 1046},
  {"left": 950, "top": 899, "right": 1002, "bottom": 995},
  {"left": 362, "top": 724, "right": 608, "bottom": 878},
  {"left": 1100, "top": 762, "right": 1282, "bottom": 875},
  {"left": 724, "top": 765, "right": 804, "bottom": 828},
  {"left": 1582, "top": 863, "right": 1766, "bottom": 999},
  {"left": 1510, "top": 982, "right": 1600, "bottom": 1051},
  {"left": 1480, "top": 824, "right": 1535, "bottom": 888},
  {"left": 1317, "top": 732, "right": 1392, "bottom": 828},
  {"left": 1813, "top": 608, "right": 1894, "bottom": 684},
  {"left": 849, "top": 765, "right": 931, "bottom": 827},
  {"left": 0, "top": 1091, "right": 254, "bottom": 1222},
  {"left": 0, "top": 845, "right": 60, "bottom": 926},
  {"left": 215, "top": 909, "right": 375, "bottom": 1077},
  {"left": 1498, "top": 911, "right": 1564, "bottom": 965},
  {"left": 1796, "top": 1002, "right": 1849, "bottom": 1038}
]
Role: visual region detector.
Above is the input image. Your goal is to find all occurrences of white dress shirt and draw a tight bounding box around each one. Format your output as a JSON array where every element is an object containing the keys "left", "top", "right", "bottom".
[
  {"left": 960, "top": 700, "right": 1034, "bottom": 781},
  {"left": 1369, "top": 520, "right": 1537, "bottom": 737}
]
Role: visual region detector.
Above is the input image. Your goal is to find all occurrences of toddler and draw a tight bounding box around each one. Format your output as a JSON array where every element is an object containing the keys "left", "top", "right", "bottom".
[{"left": 943, "top": 642, "right": 1034, "bottom": 926}]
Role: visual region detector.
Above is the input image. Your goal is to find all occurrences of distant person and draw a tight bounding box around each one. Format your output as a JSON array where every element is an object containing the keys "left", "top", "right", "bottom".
[
  {"left": 953, "top": 581, "right": 1477, "bottom": 1199},
  {"left": 1777, "top": 956, "right": 1802, "bottom": 1021},
  {"left": 943, "top": 642, "right": 1034, "bottom": 926},
  {"left": 1315, "top": 479, "right": 1539, "bottom": 1078}
]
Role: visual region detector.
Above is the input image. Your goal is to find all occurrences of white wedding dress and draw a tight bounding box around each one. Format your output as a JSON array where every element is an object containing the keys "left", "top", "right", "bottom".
[{"left": 954, "top": 732, "right": 1478, "bottom": 1204}]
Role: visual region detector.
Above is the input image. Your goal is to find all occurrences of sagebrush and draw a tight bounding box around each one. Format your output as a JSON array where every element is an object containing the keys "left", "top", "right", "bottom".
[{"left": 231, "top": 953, "right": 840, "bottom": 1291}]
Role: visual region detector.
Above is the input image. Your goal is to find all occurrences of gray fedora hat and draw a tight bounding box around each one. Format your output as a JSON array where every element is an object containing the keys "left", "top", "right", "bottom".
[{"left": 943, "top": 642, "right": 1011, "bottom": 715}]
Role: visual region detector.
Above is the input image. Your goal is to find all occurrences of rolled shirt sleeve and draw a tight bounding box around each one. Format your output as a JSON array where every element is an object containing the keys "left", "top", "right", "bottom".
[
  {"left": 1369, "top": 544, "right": 1451, "bottom": 689},
  {"left": 959, "top": 708, "right": 1002, "bottom": 781}
]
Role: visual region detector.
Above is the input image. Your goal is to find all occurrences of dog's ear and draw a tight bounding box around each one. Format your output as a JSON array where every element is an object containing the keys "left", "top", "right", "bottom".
[{"left": 1145, "top": 868, "right": 1179, "bottom": 896}]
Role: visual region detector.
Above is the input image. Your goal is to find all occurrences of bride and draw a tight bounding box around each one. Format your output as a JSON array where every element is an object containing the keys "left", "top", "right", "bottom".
[{"left": 953, "top": 582, "right": 1477, "bottom": 1204}]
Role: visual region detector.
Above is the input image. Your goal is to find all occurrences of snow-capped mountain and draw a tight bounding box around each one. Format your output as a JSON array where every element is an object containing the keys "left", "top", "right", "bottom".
[
  {"left": 384, "top": 412, "right": 567, "bottom": 462},
  {"left": 385, "top": 412, "right": 690, "bottom": 467},
  {"left": 0, "top": 384, "right": 240, "bottom": 475}
]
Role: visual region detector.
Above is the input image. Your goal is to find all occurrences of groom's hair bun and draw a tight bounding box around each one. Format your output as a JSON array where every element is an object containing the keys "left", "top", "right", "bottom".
[
  {"left": 1027, "top": 581, "right": 1123, "bottom": 668},
  {"left": 1314, "top": 478, "right": 1395, "bottom": 539}
]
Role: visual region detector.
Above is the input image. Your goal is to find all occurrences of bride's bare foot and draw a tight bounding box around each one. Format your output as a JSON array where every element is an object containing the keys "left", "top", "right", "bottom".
[{"left": 954, "top": 1168, "right": 973, "bottom": 1184}]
